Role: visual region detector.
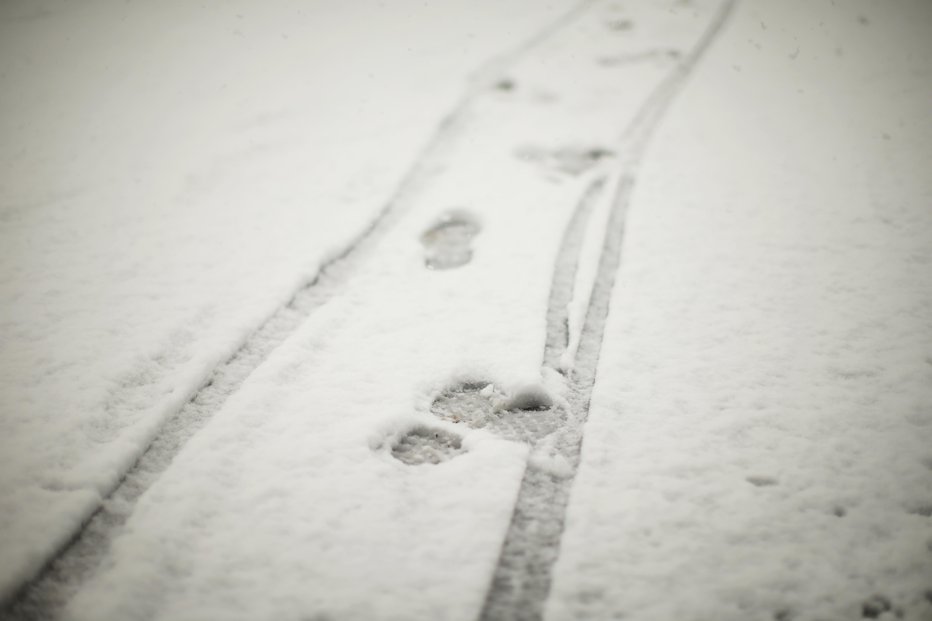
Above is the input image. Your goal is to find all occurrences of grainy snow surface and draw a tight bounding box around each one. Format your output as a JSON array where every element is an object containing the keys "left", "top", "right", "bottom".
[{"left": 1, "top": 0, "right": 931, "bottom": 620}]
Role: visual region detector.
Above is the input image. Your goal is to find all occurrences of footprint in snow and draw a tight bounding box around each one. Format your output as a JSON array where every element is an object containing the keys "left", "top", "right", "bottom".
[
  {"left": 431, "top": 382, "right": 563, "bottom": 444},
  {"left": 388, "top": 382, "right": 563, "bottom": 466},
  {"left": 420, "top": 210, "right": 480, "bottom": 270},
  {"left": 391, "top": 426, "right": 465, "bottom": 465}
]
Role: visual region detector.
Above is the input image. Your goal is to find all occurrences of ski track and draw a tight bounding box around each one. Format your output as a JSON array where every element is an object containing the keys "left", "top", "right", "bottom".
[
  {"left": 479, "top": 2, "right": 738, "bottom": 619},
  {"left": 0, "top": 3, "right": 595, "bottom": 619}
]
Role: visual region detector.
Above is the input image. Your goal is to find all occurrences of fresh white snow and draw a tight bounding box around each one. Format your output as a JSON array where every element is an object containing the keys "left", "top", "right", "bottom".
[{"left": 1, "top": 0, "right": 930, "bottom": 619}]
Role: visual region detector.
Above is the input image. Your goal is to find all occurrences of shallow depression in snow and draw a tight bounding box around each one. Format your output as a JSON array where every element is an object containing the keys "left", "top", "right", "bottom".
[
  {"left": 420, "top": 210, "right": 481, "bottom": 270},
  {"left": 431, "top": 382, "right": 564, "bottom": 444},
  {"left": 390, "top": 426, "right": 466, "bottom": 466}
]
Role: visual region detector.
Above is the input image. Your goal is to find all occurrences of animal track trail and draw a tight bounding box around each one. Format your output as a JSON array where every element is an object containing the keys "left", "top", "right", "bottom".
[{"left": 421, "top": 210, "right": 481, "bottom": 270}]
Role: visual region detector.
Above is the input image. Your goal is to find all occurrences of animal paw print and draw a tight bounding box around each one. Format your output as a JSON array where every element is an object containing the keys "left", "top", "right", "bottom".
[{"left": 421, "top": 210, "right": 480, "bottom": 270}]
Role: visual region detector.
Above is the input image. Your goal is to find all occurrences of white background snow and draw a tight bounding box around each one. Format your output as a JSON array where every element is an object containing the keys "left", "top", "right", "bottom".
[{"left": 1, "top": 0, "right": 930, "bottom": 619}]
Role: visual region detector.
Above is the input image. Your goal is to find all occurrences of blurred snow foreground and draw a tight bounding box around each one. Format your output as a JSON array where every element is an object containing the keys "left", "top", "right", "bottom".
[{"left": 1, "top": 0, "right": 931, "bottom": 618}]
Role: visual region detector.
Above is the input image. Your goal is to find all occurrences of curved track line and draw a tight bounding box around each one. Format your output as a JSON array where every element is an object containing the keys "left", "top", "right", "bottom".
[
  {"left": 542, "top": 176, "right": 608, "bottom": 371},
  {"left": 0, "top": 4, "right": 595, "bottom": 619},
  {"left": 480, "top": 2, "right": 738, "bottom": 619}
]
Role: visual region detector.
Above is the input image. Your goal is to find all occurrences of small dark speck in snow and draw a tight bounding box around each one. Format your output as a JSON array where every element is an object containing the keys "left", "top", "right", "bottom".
[
  {"left": 773, "top": 608, "right": 794, "bottom": 621},
  {"left": 861, "top": 594, "right": 892, "bottom": 618}
]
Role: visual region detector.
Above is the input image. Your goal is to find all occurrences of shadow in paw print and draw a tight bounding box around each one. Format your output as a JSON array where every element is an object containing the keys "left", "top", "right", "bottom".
[{"left": 421, "top": 210, "right": 480, "bottom": 270}]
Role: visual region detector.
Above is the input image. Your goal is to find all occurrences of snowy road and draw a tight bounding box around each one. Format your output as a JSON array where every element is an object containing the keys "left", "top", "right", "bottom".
[{"left": 2, "top": 0, "right": 932, "bottom": 620}]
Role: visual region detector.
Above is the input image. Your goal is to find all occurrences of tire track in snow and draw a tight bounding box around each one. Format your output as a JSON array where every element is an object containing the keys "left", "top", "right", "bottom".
[
  {"left": 0, "top": 4, "right": 595, "bottom": 619},
  {"left": 480, "top": 2, "right": 737, "bottom": 619},
  {"left": 541, "top": 176, "right": 608, "bottom": 372}
]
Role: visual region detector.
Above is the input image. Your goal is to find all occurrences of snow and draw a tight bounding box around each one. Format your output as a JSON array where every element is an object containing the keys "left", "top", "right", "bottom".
[
  {"left": 1, "top": 0, "right": 930, "bottom": 619},
  {"left": 546, "top": 1, "right": 932, "bottom": 620},
  {"left": 53, "top": 2, "right": 738, "bottom": 619},
  {"left": 0, "top": 0, "right": 576, "bottom": 604}
]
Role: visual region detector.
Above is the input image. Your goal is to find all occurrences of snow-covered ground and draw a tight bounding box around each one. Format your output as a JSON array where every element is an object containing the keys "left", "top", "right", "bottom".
[
  {"left": 547, "top": 2, "right": 932, "bottom": 620},
  {"left": 1, "top": 0, "right": 930, "bottom": 620},
  {"left": 0, "top": 0, "right": 575, "bottom": 607}
]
